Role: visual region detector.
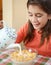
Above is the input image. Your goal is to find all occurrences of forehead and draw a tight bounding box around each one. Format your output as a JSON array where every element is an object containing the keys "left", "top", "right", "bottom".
[{"left": 28, "top": 5, "right": 46, "bottom": 14}]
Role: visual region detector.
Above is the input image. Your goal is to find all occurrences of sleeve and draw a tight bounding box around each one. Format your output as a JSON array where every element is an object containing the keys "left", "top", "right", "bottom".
[{"left": 15, "top": 22, "right": 28, "bottom": 43}]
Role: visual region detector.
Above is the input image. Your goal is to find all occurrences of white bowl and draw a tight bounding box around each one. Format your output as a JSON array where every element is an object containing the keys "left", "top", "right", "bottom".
[{"left": 9, "top": 48, "right": 38, "bottom": 65}]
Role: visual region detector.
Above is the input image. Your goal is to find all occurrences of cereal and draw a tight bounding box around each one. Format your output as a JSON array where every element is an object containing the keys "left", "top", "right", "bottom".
[{"left": 10, "top": 49, "right": 37, "bottom": 62}]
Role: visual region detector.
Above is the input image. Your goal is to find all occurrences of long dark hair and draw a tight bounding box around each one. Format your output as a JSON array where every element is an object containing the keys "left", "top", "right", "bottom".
[{"left": 24, "top": 0, "right": 51, "bottom": 46}]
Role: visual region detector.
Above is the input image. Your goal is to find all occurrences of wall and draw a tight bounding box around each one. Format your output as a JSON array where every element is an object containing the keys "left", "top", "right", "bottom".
[
  {"left": 12, "top": 0, "right": 28, "bottom": 30},
  {"left": 0, "top": 0, "right": 2, "bottom": 20},
  {"left": 0, "top": 0, "right": 2, "bottom": 10},
  {"left": 2, "top": 0, "right": 28, "bottom": 30},
  {"left": 2, "top": 0, "right": 13, "bottom": 27}
]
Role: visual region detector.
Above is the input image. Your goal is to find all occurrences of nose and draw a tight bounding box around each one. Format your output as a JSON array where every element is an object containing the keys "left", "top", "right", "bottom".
[{"left": 32, "top": 15, "right": 37, "bottom": 22}]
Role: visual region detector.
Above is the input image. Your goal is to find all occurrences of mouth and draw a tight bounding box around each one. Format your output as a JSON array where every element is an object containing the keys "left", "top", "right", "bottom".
[{"left": 34, "top": 23, "right": 40, "bottom": 26}]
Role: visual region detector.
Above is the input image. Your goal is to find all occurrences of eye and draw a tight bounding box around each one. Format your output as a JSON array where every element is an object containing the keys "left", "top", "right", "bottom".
[
  {"left": 29, "top": 14, "right": 33, "bottom": 16},
  {"left": 35, "top": 13, "right": 43, "bottom": 17},
  {"left": 28, "top": 12, "right": 33, "bottom": 17}
]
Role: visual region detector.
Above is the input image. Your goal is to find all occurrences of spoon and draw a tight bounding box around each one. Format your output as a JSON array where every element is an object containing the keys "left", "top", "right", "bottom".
[
  {"left": 1, "top": 43, "right": 22, "bottom": 54},
  {"left": 6, "top": 43, "right": 21, "bottom": 49}
]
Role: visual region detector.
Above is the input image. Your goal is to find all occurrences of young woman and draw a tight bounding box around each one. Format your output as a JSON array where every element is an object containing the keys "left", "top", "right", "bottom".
[{"left": 15, "top": 0, "right": 51, "bottom": 57}]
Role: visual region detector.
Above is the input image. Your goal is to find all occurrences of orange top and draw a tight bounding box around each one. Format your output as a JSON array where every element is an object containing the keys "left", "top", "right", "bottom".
[{"left": 15, "top": 22, "right": 51, "bottom": 57}]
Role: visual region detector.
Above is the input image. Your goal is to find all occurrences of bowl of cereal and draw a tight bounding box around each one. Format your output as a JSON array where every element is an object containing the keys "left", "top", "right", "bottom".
[{"left": 9, "top": 44, "right": 37, "bottom": 65}]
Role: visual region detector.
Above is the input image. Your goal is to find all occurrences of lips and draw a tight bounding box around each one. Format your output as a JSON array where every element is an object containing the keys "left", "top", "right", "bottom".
[{"left": 34, "top": 23, "right": 40, "bottom": 26}]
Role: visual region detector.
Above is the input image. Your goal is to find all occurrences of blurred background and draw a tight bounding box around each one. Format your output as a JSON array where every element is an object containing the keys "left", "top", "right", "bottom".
[{"left": 0, "top": 0, "right": 28, "bottom": 30}]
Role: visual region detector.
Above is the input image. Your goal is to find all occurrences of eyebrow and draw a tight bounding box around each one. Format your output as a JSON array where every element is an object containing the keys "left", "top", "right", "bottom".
[
  {"left": 28, "top": 11, "right": 43, "bottom": 15},
  {"left": 28, "top": 11, "right": 32, "bottom": 14}
]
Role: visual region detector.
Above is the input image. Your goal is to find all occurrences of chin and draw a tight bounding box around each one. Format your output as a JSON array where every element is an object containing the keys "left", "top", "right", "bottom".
[{"left": 34, "top": 27, "right": 41, "bottom": 31}]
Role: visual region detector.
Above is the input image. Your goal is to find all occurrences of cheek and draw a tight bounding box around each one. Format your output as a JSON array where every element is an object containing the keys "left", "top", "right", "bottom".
[
  {"left": 29, "top": 17, "right": 32, "bottom": 21},
  {"left": 40, "top": 20, "right": 48, "bottom": 29},
  {"left": 38, "top": 16, "right": 48, "bottom": 25},
  {"left": 29, "top": 17, "right": 33, "bottom": 24}
]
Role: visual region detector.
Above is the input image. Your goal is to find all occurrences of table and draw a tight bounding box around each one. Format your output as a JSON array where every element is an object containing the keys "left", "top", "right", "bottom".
[{"left": 0, "top": 51, "right": 51, "bottom": 65}]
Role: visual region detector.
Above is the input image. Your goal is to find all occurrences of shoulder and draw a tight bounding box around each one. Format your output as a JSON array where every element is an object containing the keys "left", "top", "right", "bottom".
[
  {"left": 47, "top": 35, "right": 51, "bottom": 44},
  {"left": 22, "top": 22, "right": 29, "bottom": 29},
  {"left": 16, "top": 22, "right": 29, "bottom": 43},
  {"left": 18, "top": 22, "right": 29, "bottom": 33},
  {"left": 49, "top": 35, "right": 51, "bottom": 42}
]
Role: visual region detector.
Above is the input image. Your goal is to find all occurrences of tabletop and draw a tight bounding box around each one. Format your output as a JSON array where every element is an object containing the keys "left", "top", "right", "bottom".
[{"left": 0, "top": 51, "right": 51, "bottom": 65}]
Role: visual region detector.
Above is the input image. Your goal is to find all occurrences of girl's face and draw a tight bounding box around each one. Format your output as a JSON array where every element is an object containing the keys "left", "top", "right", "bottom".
[
  {"left": 0, "top": 21, "right": 3, "bottom": 29},
  {"left": 28, "top": 5, "right": 49, "bottom": 31}
]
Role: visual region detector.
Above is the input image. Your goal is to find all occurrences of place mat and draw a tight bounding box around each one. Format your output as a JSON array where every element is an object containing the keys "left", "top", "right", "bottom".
[
  {"left": 0, "top": 52, "right": 51, "bottom": 65},
  {"left": 34, "top": 55, "right": 51, "bottom": 65}
]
